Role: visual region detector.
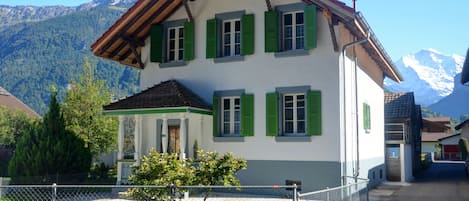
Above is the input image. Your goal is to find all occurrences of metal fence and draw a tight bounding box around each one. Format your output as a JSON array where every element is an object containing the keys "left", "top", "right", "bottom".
[
  {"left": 0, "top": 181, "right": 369, "bottom": 201},
  {"left": 0, "top": 184, "right": 299, "bottom": 201},
  {"left": 298, "top": 180, "right": 369, "bottom": 201}
]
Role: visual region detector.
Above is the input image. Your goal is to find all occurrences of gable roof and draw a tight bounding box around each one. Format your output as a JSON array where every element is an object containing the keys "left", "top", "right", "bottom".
[
  {"left": 384, "top": 92, "right": 416, "bottom": 120},
  {"left": 91, "top": 0, "right": 402, "bottom": 82},
  {"left": 456, "top": 118, "right": 469, "bottom": 130},
  {"left": 421, "top": 132, "right": 454, "bottom": 142},
  {"left": 461, "top": 48, "right": 469, "bottom": 85},
  {"left": 0, "top": 86, "right": 41, "bottom": 118},
  {"left": 103, "top": 80, "right": 211, "bottom": 112}
]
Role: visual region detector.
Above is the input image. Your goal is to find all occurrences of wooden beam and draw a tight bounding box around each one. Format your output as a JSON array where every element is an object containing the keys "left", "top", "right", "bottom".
[
  {"left": 323, "top": 9, "right": 339, "bottom": 52},
  {"left": 119, "top": 49, "right": 133, "bottom": 61},
  {"left": 99, "top": 0, "right": 160, "bottom": 55},
  {"left": 183, "top": 0, "right": 194, "bottom": 22},
  {"left": 128, "top": 42, "right": 144, "bottom": 69},
  {"left": 265, "top": 0, "right": 272, "bottom": 11}
]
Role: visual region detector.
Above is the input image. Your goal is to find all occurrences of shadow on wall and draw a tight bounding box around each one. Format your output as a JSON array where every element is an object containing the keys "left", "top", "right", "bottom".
[{"left": 367, "top": 164, "right": 385, "bottom": 189}]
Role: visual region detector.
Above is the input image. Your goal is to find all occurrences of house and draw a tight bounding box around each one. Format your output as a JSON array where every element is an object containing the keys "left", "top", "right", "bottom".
[
  {"left": 0, "top": 86, "right": 40, "bottom": 118},
  {"left": 438, "top": 133, "right": 461, "bottom": 160},
  {"left": 92, "top": 0, "right": 402, "bottom": 192},
  {"left": 421, "top": 117, "right": 452, "bottom": 156},
  {"left": 384, "top": 92, "right": 422, "bottom": 182}
]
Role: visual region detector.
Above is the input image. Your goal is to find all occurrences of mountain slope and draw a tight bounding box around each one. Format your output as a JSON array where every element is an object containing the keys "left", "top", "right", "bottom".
[
  {"left": 0, "top": 4, "right": 139, "bottom": 114},
  {"left": 0, "top": 0, "right": 135, "bottom": 29},
  {"left": 429, "top": 73, "right": 469, "bottom": 119},
  {"left": 385, "top": 49, "right": 464, "bottom": 106}
]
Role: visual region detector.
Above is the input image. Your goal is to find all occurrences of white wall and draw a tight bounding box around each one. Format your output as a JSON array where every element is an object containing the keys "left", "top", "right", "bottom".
[
  {"left": 402, "top": 144, "right": 414, "bottom": 182},
  {"left": 422, "top": 142, "right": 437, "bottom": 153},
  {"left": 440, "top": 136, "right": 460, "bottom": 145},
  {"left": 138, "top": 0, "right": 342, "bottom": 162}
]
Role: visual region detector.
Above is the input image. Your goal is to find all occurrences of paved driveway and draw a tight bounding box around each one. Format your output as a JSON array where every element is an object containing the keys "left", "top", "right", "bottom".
[{"left": 371, "top": 162, "right": 469, "bottom": 201}]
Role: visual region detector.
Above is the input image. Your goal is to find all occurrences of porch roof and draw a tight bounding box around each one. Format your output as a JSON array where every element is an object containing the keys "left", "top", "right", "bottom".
[{"left": 103, "top": 80, "right": 211, "bottom": 115}]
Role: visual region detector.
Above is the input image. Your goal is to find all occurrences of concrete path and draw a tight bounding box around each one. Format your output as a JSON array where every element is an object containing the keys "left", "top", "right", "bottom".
[{"left": 370, "top": 163, "right": 469, "bottom": 201}]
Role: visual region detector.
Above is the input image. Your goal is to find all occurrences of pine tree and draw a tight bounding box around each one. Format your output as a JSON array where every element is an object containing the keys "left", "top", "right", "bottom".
[{"left": 8, "top": 91, "right": 92, "bottom": 184}]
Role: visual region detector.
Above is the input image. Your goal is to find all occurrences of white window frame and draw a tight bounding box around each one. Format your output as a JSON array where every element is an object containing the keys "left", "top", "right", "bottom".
[
  {"left": 221, "top": 96, "right": 241, "bottom": 136},
  {"left": 222, "top": 19, "right": 241, "bottom": 57},
  {"left": 167, "top": 26, "right": 184, "bottom": 62},
  {"left": 282, "top": 11, "right": 305, "bottom": 51},
  {"left": 283, "top": 93, "right": 306, "bottom": 135}
]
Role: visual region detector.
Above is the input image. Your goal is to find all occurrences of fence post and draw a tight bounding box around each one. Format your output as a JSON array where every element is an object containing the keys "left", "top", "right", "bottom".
[
  {"left": 52, "top": 183, "right": 57, "bottom": 201},
  {"left": 292, "top": 183, "right": 298, "bottom": 201},
  {"left": 349, "top": 184, "right": 352, "bottom": 201},
  {"left": 169, "top": 183, "right": 175, "bottom": 201},
  {"left": 326, "top": 187, "right": 330, "bottom": 201}
]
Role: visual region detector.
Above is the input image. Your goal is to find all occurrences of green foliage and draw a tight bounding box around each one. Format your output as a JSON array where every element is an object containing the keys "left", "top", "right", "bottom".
[
  {"left": 460, "top": 114, "right": 469, "bottom": 122},
  {"left": 128, "top": 150, "right": 247, "bottom": 201},
  {"left": 421, "top": 106, "right": 443, "bottom": 118},
  {"left": 459, "top": 139, "right": 468, "bottom": 160},
  {"left": 8, "top": 92, "right": 92, "bottom": 184},
  {"left": 0, "top": 5, "right": 139, "bottom": 115},
  {"left": 61, "top": 57, "right": 118, "bottom": 157},
  {"left": 128, "top": 150, "right": 195, "bottom": 201},
  {"left": 89, "top": 162, "right": 110, "bottom": 180},
  {"left": 0, "top": 106, "right": 37, "bottom": 146}
]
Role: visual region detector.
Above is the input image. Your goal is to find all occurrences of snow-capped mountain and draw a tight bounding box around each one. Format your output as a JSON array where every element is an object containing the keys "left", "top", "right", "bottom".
[
  {"left": 429, "top": 73, "right": 469, "bottom": 119},
  {"left": 385, "top": 48, "right": 465, "bottom": 106},
  {"left": 0, "top": 0, "right": 135, "bottom": 28}
]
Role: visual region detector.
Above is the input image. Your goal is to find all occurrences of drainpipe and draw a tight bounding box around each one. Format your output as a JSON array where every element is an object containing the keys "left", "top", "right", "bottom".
[{"left": 341, "top": 31, "right": 370, "bottom": 184}]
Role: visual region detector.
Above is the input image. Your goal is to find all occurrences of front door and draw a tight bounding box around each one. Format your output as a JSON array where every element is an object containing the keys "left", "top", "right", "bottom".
[{"left": 168, "top": 126, "right": 180, "bottom": 154}]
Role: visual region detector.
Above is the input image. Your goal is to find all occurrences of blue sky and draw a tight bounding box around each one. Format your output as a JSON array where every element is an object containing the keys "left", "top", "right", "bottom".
[{"left": 1, "top": 0, "right": 468, "bottom": 60}]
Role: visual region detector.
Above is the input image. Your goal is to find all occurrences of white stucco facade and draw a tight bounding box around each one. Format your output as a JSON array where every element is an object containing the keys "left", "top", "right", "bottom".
[{"left": 107, "top": 0, "right": 394, "bottom": 191}]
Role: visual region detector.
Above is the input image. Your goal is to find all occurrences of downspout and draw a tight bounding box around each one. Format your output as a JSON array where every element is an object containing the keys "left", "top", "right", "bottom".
[{"left": 341, "top": 31, "right": 370, "bottom": 184}]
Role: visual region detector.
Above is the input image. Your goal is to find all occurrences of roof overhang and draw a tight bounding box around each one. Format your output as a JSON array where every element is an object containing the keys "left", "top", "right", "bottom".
[
  {"left": 91, "top": 0, "right": 183, "bottom": 69},
  {"left": 103, "top": 106, "right": 212, "bottom": 116}
]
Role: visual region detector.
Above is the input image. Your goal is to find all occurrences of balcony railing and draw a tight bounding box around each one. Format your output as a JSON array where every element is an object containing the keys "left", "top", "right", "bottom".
[{"left": 385, "top": 123, "right": 408, "bottom": 143}]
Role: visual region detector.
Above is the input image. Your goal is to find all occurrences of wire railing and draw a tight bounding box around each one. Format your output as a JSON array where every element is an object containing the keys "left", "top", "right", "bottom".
[{"left": 298, "top": 180, "right": 369, "bottom": 201}]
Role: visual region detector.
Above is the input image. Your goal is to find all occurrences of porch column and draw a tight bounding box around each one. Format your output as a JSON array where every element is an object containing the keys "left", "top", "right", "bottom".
[
  {"left": 134, "top": 116, "right": 142, "bottom": 165},
  {"left": 179, "top": 117, "right": 187, "bottom": 160},
  {"left": 162, "top": 117, "right": 168, "bottom": 153},
  {"left": 118, "top": 116, "right": 124, "bottom": 160}
]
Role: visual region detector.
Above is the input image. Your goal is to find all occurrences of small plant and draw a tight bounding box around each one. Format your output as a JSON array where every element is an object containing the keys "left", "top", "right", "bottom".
[
  {"left": 193, "top": 140, "right": 199, "bottom": 159},
  {"left": 90, "top": 162, "right": 110, "bottom": 180}
]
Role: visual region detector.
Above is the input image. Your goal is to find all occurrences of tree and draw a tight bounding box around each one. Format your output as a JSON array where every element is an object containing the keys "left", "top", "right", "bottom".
[
  {"left": 128, "top": 150, "right": 247, "bottom": 201},
  {"left": 8, "top": 91, "right": 92, "bottom": 184},
  {"left": 0, "top": 106, "right": 37, "bottom": 146},
  {"left": 62, "top": 57, "right": 118, "bottom": 158}
]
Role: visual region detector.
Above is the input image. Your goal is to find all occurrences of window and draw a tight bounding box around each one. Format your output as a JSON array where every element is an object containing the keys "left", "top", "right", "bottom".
[
  {"left": 213, "top": 91, "right": 254, "bottom": 138},
  {"left": 167, "top": 26, "right": 184, "bottom": 62},
  {"left": 363, "top": 102, "right": 371, "bottom": 132},
  {"left": 283, "top": 93, "right": 306, "bottom": 134},
  {"left": 282, "top": 11, "right": 304, "bottom": 51},
  {"left": 265, "top": 3, "right": 317, "bottom": 53},
  {"left": 206, "top": 11, "right": 254, "bottom": 60},
  {"left": 222, "top": 97, "right": 241, "bottom": 136},
  {"left": 150, "top": 19, "right": 194, "bottom": 65},
  {"left": 222, "top": 19, "right": 242, "bottom": 57},
  {"left": 266, "top": 87, "right": 321, "bottom": 137}
]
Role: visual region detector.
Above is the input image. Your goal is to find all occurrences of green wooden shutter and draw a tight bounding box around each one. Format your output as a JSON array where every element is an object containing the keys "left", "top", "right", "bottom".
[
  {"left": 212, "top": 95, "right": 219, "bottom": 137},
  {"left": 363, "top": 103, "right": 371, "bottom": 130},
  {"left": 241, "top": 94, "right": 254, "bottom": 136},
  {"left": 150, "top": 24, "right": 163, "bottom": 62},
  {"left": 307, "top": 90, "right": 321, "bottom": 136},
  {"left": 241, "top": 14, "right": 255, "bottom": 55},
  {"left": 184, "top": 21, "right": 194, "bottom": 61},
  {"left": 264, "top": 11, "right": 279, "bottom": 52},
  {"left": 304, "top": 5, "right": 317, "bottom": 49},
  {"left": 206, "top": 19, "right": 218, "bottom": 58},
  {"left": 266, "top": 92, "right": 279, "bottom": 136}
]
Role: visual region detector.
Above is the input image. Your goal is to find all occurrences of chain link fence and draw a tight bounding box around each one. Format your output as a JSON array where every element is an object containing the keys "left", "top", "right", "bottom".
[
  {"left": 298, "top": 180, "right": 369, "bottom": 201},
  {"left": 0, "top": 184, "right": 299, "bottom": 201}
]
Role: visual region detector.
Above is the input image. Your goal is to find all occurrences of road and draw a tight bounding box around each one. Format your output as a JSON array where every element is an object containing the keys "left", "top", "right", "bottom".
[{"left": 370, "top": 162, "right": 469, "bottom": 201}]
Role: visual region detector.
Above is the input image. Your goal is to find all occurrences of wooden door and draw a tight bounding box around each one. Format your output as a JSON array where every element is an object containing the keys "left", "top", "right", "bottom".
[{"left": 168, "top": 126, "right": 180, "bottom": 154}]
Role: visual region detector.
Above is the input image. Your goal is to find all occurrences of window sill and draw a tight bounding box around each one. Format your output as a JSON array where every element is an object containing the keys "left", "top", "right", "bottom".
[
  {"left": 159, "top": 61, "right": 187, "bottom": 68},
  {"left": 213, "top": 136, "right": 245, "bottom": 142},
  {"left": 274, "top": 49, "right": 309, "bottom": 58},
  {"left": 214, "top": 55, "right": 245, "bottom": 63},
  {"left": 275, "top": 136, "right": 311, "bottom": 142}
]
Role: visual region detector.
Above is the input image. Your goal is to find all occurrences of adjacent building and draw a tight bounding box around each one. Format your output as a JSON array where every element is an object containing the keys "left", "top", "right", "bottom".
[
  {"left": 384, "top": 92, "right": 422, "bottom": 182},
  {"left": 92, "top": 0, "right": 402, "bottom": 191}
]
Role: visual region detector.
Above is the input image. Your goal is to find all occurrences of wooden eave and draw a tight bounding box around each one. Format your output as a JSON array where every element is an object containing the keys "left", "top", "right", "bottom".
[{"left": 91, "top": 0, "right": 183, "bottom": 69}]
